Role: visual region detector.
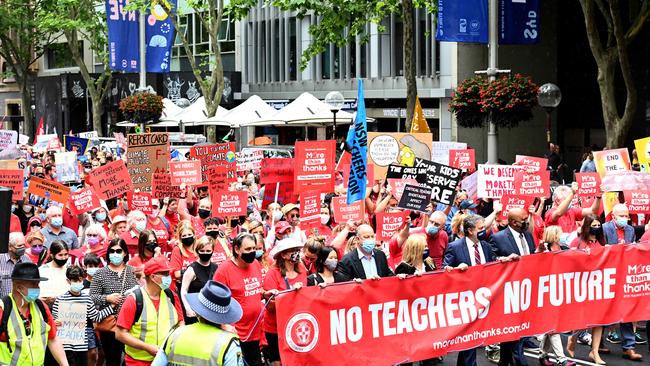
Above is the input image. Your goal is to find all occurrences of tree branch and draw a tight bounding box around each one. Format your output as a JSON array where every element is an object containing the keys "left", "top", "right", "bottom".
[
  {"left": 625, "top": 0, "right": 650, "bottom": 43},
  {"left": 608, "top": 0, "right": 637, "bottom": 123},
  {"left": 578, "top": 0, "right": 606, "bottom": 65}
]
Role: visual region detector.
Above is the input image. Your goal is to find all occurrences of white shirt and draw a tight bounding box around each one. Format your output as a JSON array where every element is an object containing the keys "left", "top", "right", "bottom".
[
  {"left": 465, "top": 237, "right": 486, "bottom": 266},
  {"left": 508, "top": 227, "right": 530, "bottom": 256},
  {"left": 357, "top": 248, "right": 378, "bottom": 278}
]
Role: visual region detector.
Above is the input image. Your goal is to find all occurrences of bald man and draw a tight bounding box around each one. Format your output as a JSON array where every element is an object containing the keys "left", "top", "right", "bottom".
[
  {"left": 337, "top": 224, "right": 394, "bottom": 281},
  {"left": 390, "top": 211, "right": 449, "bottom": 269}
]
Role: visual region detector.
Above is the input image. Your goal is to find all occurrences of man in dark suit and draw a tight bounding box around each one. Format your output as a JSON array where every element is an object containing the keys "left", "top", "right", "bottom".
[
  {"left": 337, "top": 224, "right": 394, "bottom": 281},
  {"left": 489, "top": 207, "right": 535, "bottom": 366}
]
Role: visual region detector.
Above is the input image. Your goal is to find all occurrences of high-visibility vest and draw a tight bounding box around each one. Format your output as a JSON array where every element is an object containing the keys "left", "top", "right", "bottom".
[
  {"left": 124, "top": 287, "right": 179, "bottom": 361},
  {"left": 165, "top": 322, "right": 238, "bottom": 366},
  {"left": 0, "top": 295, "right": 50, "bottom": 366}
]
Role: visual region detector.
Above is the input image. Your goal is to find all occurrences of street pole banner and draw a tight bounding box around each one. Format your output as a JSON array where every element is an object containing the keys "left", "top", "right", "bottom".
[
  {"left": 593, "top": 148, "right": 631, "bottom": 178},
  {"left": 294, "top": 140, "right": 336, "bottom": 194},
  {"left": 376, "top": 211, "right": 409, "bottom": 242},
  {"left": 277, "top": 243, "right": 650, "bottom": 365},
  {"left": 105, "top": 0, "right": 140, "bottom": 72},
  {"left": 499, "top": 0, "right": 540, "bottom": 44},
  {"left": 514, "top": 155, "right": 548, "bottom": 173},
  {"left": 513, "top": 170, "right": 550, "bottom": 198},
  {"left": 623, "top": 191, "right": 650, "bottom": 214},
  {"left": 575, "top": 173, "right": 601, "bottom": 197},
  {"left": 477, "top": 164, "right": 523, "bottom": 199},
  {"left": 145, "top": 0, "right": 176, "bottom": 73},
  {"left": 436, "top": 0, "right": 488, "bottom": 43}
]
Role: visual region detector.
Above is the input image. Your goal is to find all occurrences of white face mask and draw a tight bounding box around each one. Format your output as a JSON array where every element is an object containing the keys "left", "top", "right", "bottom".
[{"left": 320, "top": 214, "right": 330, "bottom": 225}]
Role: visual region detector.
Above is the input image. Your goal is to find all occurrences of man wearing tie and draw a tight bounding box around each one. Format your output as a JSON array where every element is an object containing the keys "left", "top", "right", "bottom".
[{"left": 489, "top": 207, "right": 536, "bottom": 366}]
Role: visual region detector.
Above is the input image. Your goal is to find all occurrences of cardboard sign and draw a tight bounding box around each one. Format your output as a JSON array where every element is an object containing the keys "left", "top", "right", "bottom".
[
  {"left": 294, "top": 140, "right": 336, "bottom": 194},
  {"left": 151, "top": 172, "right": 183, "bottom": 199},
  {"left": 413, "top": 158, "right": 462, "bottom": 205},
  {"left": 169, "top": 160, "right": 202, "bottom": 186},
  {"left": 88, "top": 160, "right": 133, "bottom": 200},
  {"left": 27, "top": 176, "right": 71, "bottom": 204},
  {"left": 449, "top": 149, "right": 475, "bottom": 171},
  {"left": 386, "top": 164, "right": 426, "bottom": 181},
  {"left": 262, "top": 180, "right": 297, "bottom": 208},
  {"left": 128, "top": 191, "right": 153, "bottom": 214},
  {"left": 397, "top": 184, "right": 432, "bottom": 213},
  {"left": 477, "top": 164, "right": 523, "bottom": 199},
  {"left": 236, "top": 150, "right": 264, "bottom": 172},
  {"left": 376, "top": 211, "right": 409, "bottom": 241},
  {"left": 593, "top": 148, "right": 631, "bottom": 178},
  {"left": 55, "top": 301, "right": 86, "bottom": 346},
  {"left": 69, "top": 188, "right": 101, "bottom": 215},
  {"left": 331, "top": 196, "right": 364, "bottom": 223},
  {"left": 207, "top": 165, "right": 230, "bottom": 195},
  {"left": 55, "top": 152, "right": 80, "bottom": 183},
  {"left": 260, "top": 158, "right": 294, "bottom": 184},
  {"left": 462, "top": 171, "right": 478, "bottom": 201},
  {"left": 0, "top": 130, "right": 18, "bottom": 151},
  {"left": 78, "top": 131, "right": 98, "bottom": 139},
  {"left": 601, "top": 170, "right": 650, "bottom": 192},
  {"left": 515, "top": 155, "right": 548, "bottom": 173},
  {"left": 212, "top": 191, "right": 247, "bottom": 217},
  {"left": 190, "top": 142, "right": 237, "bottom": 183},
  {"left": 0, "top": 169, "right": 24, "bottom": 201},
  {"left": 499, "top": 195, "right": 535, "bottom": 220},
  {"left": 299, "top": 191, "right": 322, "bottom": 230},
  {"left": 127, "top": 133, "right": 170, "bottom": 192},
  {"left": 624, "top": 190, "right": 650, "bottom": 213},
  {"left": 387, "top": 178, "right": 419, "bottom": 201},
  {"left": 367, "top": 132, "right": 433, "bottom": 178},
  {"left": 431, "top": 141, "right": 467, "bottom": 165},
  {"left": 513, "top": 170, "right": 550, "bottom": 197},
  {"left": 576, "top": 173, "right": 601, "bottom": 196}
]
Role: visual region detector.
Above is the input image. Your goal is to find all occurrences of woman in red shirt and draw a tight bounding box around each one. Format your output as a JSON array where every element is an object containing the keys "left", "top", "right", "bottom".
[
  {"left": 169, "top": 221, "right": 197, "bottom": 291},
  {"left": 263, "top": 238, "right": 307, "bottom": 366},
  {"left": 127, "top": 230, "right": 162, "bottom": 282},
  {"left": 569, "top": 214, "right": 605, "bottom": 252},
  {"left": 146, "top": 199, "right": 171, "bottom": 254}
]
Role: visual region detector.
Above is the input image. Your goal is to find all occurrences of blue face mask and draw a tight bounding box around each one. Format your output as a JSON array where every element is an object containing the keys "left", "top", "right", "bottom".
[
  {"left": 86, "top": 268, "right": 98, "bottom": 277},
  {"left": 426, "top": 225, "right": 439, "bottom": 236},
  {"left": 95, "top": 212, "right": 107, "bottom": 222},
  {"left": 615, "top": 218, "right": 628, "bottom": 227},
  {"left": 51, "top": 217, "right": 63, "bottom": 228},
  {"left": 109, "top": 253, "right": 124, "bottom": 265},
  {"left": 158, "top": 275, "right": 172, "bottom": 290},
  {"left": 135, "top": 221, "right": 147, "bottom": 232},
  {"left": 69, "top": 282, "right": 85, "bottom": 293},
  {"left": 255, "top": 250, "right": 264, "bottom": 259},
  {"left": 39, "top": 213, "right": 47, "bottom": 221},
  {"left": 22, "top": 288, "right": 40, "bottom": 303},
  {"left": 361, "top": 239, "right": 375, "bottom": 253}
]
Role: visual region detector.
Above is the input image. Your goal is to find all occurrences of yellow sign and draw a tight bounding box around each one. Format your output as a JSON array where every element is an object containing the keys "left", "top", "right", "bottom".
[{"left": 634, "top": 137, "right": 650, "bottom": 166}]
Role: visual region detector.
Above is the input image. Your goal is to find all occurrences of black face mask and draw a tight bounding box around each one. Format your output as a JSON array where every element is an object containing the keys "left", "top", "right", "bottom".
[
  {"left": 206, "top": 230, "right": 220, "bottom": 239},
  {"left": 145, "top": 242, "right": 157, "bottom": 253},
  {"left": 53, "top": 258, "right": 68, "bottom": 267},
  {"left": 497, "top": 224, "right": 508, "bottom": 231},
  {"left": 198, "top": 209, "right": 211, "bottom": 219},
  {"left": 240, "top": 251, "right": 256, "bottom": 263},
  {"left": 519, "top": 221, "right": 529, "bottom": 232},
  {"left": 181, "top": 236, "right": 195, "bottom": 246},
  {"left": 198, "top": 252, "right": 213, "bottom": 262},
  {"left": 589, "top": 227, "right": 603, "bottom": 236}
]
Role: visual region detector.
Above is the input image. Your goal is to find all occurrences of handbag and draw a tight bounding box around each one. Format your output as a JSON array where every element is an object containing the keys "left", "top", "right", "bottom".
[{"left": 95, "top": 267, "right": 129, "bottom": 333}]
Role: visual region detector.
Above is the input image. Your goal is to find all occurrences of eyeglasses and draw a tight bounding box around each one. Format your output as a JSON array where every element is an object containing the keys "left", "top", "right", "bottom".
[
  {"left": 288, "top": 214, "right": 300, "bottom": 218},
  {"left": 108, "top": 248, "right": 124, "bottom": 254},
  {"left": 86, "top": 233, "right": 98, "bottom": 237}
]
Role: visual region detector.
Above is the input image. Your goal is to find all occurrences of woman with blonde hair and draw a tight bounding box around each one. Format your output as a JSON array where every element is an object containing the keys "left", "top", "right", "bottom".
[
  {"left": 25, "top": 231, "right": 47, "bottom": 264},
  {"left": 395, "top": 235, "right": 436, "bottom": 275},
  {"left": 180, "top": 235, "right": 217, "bottom": 324},
  {"left": 450, "top": 212, "right": 467, "bottom": 241},
  {"left": 81, "top": 223, "right": 109, "bottom": 258},
  {"left": 537, "top": 225, "right": 565, "bottom": 253},
  {"left": 169, "top": 220, "right": 197, "bottom": 291}
]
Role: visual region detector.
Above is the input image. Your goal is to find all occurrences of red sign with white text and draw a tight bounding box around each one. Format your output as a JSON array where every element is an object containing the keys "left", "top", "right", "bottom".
[
  {"left": 207, "top": 165, "right": 231, "bottom": 196},
  {"left": 515, "top": 155, "right": 548, "bottom": 173},
  {"left": 387, "top": 178, "right": 418, "bottom": 201},
  {"left": 69, "top": 188, "right": 101, "bottom": 215},
  {"left": 212, "top": 191, "right": 247, "bottom": 217},
  {"left": 513, "top": 170, "right": 550, "bottom": 197},
  {"left": 624, "top": 190, "right": 650, "bottom": 213},
  {"left": 376, "top": 211, "right": 409, "bottom": 241},
  {"left": 294, "top": 140, "right": 336, "bottom": 194},
  {"left": 128, "top": 191, "right": 153, "bottom": 214},
  {"left": 0, "top": 169, "right": 24, "bottom": 201},
  {"left": 190, "top": 142, "right": 237, "bottom": 183},
  {"left": 576, "top": 173, "right": 601, "bottom": 196},
  {"left": 260, "top": 158, "right": 294, "bottom": 184},
  {"left": 262, "top": 180, "right": 297, "bottom": 209},
  {"left": 169, "top": 160, "right": 203, "bottom": 186},
  {"left": 331, "top": 196, "right": 364, "bottom": 223},
  {"left": 499, "top": 195, "right": 535, "bottom": 220},
  {"left": 449, "top": 149, "right": 475, "bottom": 172},
  {"left": 300, "top": 191, "right": 322, "bottom": 231},
  {"left": 277, "top": 243, "right": 650, "bottom": 365}
]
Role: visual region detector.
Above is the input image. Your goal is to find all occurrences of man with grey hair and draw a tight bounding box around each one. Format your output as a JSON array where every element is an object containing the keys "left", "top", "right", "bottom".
[
  {"left": 119, "top": 210, "right": 148, "bottom": 256},
  {"left": 545, "top": 182, "right": 601, "bottom": 233},
  {"left": 0, "top": 232, "right": 32, "bottom": 298},
  {"left": 40, "top": 205, "right": 79, "bottom": 249}
]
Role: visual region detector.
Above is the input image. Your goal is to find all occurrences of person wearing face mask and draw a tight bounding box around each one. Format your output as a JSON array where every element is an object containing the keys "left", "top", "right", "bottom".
[
  {"left": 170, "top": 222, "right": 197, "bottom": 291},
  {"left": 0, "top": 262, "right": 70, "bottom": 366},
  {"left": 569, "top": 214, "right": 606, "bottom": 251},
  {"left": 127, "top": 230, "right": 162, "bottom": 282},
  {"left": 213, "top": 233, "right": 265, "bottom": 366},
  {"left": 161, "top": 198, "right": 181, "bottom": 235},
  {"left": 39, "top": 241, "right": 71, "bottom": 306},
  {"left": 178, "top": 184, "right": 211, "bottom": 239},
  {"left": 281, "top": 203, "right": 307, "bottom": 243},
  {"left": 264, "top": 202, "right": 283, "bottom": 233},
  {"left": 41, "top": 205, "right": 80, "bottom": 250},
  {"left": 9, "top": 204, "right": 23, "bottom": 234},
  {"left": 116, "top": 256, "right": 184, "bottom": 365},
  {"left": 307, "top": 246, "right": 344, "bottom": 286},
  {"left": 16, "top": 201, "right": 35, "bottom": 234},
  {"left": 545, "top": 183, "right": 601, "bottom": 233},
  {"left": 25, "top": 231, "right": 48, "bottom": 264},
  {"left": 263, "top": 238, "right": 308, "bottom": 365},
  {"left": 181, "top": 236, "right": 218, "bottom": 325},
  {"left": 390, "top": 210, "right": 450, "bottom": 270},
  {"left": 80, "top": 224, "right": 109, "bottom": 260},
  {"left": 0, "top": 232, "right": 32, "bottom": 298},
  {"left": 204, "top": 218, "right": 232, "bottom": 265},
  {"left": 314, "top": 204, "right": 333, "bottom": 237},
  {"left": 146, "top": 199, "right": 171, "bottom": 253},
  {"left": 28, "top": 216, "right": 43, "bottom": 233},
  {"left": 91, "top": 206, "right": 110, "bottom": 234},
  {"left": 302, "top": 237, "right": 323, "bottom": 275},
  {"left": 337, "top": 224, "right": 395, "bottom": 281},
  {"left": 119, "top": 210, "right": 148, "bottom": 256}
]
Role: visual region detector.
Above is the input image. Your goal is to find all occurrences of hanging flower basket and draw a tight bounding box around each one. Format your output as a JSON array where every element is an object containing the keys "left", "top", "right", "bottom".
[
  {"left": 119, "top": 92, "right": 164, "bottom": 125},
  {"left": 450, "top": 74, "right": 539, "bottom": 129}
]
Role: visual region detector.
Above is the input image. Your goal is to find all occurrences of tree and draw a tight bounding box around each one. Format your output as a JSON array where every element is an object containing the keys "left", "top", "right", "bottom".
[
  {"left": 577, "top": 0, "right": 649, "bottom": 148},
  {"left": 0, "top": 0, "right": 56, "bottom": 136},
  {"left": 39, "top": 0, "right": 113, "bottom": 136},
  {"left": 227, "top": 0, "right": 436, "bottom": 130}
]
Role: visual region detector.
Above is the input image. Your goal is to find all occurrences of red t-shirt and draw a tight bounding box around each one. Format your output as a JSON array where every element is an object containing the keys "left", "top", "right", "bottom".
[
  {"left": 164, "top": 212, "right": 180, "bottom": 235},
  {"left": 119, "top": 230, "right": 140, "bottom": 256},
  {"left": 117, "top": 291, "right": 184, "bottom": 366},
  {"left": 10, "top": 214, "right": 21, "bottom": 233},
  {"left": 531, "top": 214, "right": 545, "bottom": 246},
  {"left": 0, "top": 300, "right": 57, "bottom": 342},
  {"left": 569, "top": 237, "right": 605, "bottom": 254},
  {"left": 62, "top": 208, "right": 79, "bottom": 235},
  {"left": 388, "top": 228, "right": 449, "bottom": 270},
  {"left": 147, "top": 220, "right": 171, "bottom": 254},
  {"left": 213, "top": 260, "right": 264, "bottom": 341},
  {"left": 616, "top": 227, "right": 626, "bottom": 244},
  {"left": 169, "top": 246, "right": 196, "bottom": 280},
  {"left": 262, "top": 265, "right": 307, "bottom": 334},
  {"left": 545, "top": 207, "right": 583, "bottom": 234},
  {"left": 189, "top": 216, "right": 205, "bottom": 239},
  {"left": 211, "top": 240, "right": 231, "bottom": 266}
]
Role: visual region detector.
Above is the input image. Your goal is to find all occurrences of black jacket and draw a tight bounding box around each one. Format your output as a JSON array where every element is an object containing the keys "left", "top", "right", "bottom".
[{"left": 336, "top": 249, "right": 394, "bottom": 281}]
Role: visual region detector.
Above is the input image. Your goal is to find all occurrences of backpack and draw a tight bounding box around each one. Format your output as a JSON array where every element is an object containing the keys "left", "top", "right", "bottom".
[
  {"left": 0, "top": 296, "right": 48, "bottom": 352},
  {"left": 133, "top": 288, "right": 176, "bottom": 324}
]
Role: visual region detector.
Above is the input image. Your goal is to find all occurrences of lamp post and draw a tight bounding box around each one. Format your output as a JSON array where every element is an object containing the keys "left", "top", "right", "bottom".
[
  {"left": 537, "top": 83, "right": 562, "bottom": 143},
  {"left": 325, "top": 91, "right": 344, "bottom": 140}
]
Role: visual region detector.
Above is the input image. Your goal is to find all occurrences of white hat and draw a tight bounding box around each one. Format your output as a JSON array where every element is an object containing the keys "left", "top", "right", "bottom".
[{"left": 270, "top": 237, "right": 303, "bottom": 258}]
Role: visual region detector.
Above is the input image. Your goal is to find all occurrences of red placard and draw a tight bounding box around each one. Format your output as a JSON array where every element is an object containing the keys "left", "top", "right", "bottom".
[
  {"left": 151, "top": 172, "right": 183, "bottom": 199},
  {"left": 260, "top": 158, "right": 294, "bottom": 184},
  {"left": 189, "top": 142, "right": 236, "bottom": 183},
  {"left": 128, "top": 191, "right": 153, "bottom": 214},
  {"left": 576, "top": 173, "right": 601, "bottom": 196},
  {"left": 87, "top": 160, "right": 133, "bottom": 200},
  {"left": 449, "top": 149, "right": 476, "bottom": 171},
  {"left": 294, "top": 140, "right": 336, "bottom": 194},
  {"left": 27, "top": 176, "right": 71, "bottom": 204},
  {"left": 262, "top": 181, "right": 297, "bottom": 209},
  {"left": 513, "top": 171, "right": 550, "bottom": 198},
  {"left": 212, "top": 191, "right": 247, "bottom": 217},
  {"left": 624, "top": 190, "right": 650, "bottom": 213},
  {"left": 387, "top": 178, "right": 418, "bottom": 201},
  {"left": 376, "top": 211, "right": 409, "bottom": 241},
  {"left": 169, "top": 160, "right": 202, "bottom": 186},
  {"left": 68, "top": 188, "right": 101, "bottom": 215},
  {"left": 515, "top": 155, "right": 548, "bottom": 173},
  {"left": 331, "top": 196, "right": 364, "bottom": 223},
  {"left": 300, "top": 191, "right": 322, "bottom": 231},
  {"left": 499, "top": 195, "right": 535, "bottom": 220},
  {"left": 0, "top": 169, "right": 24, "bottom": 201},
  {"left": 207, "top": 165, "right": 231, "bottom": 197}
]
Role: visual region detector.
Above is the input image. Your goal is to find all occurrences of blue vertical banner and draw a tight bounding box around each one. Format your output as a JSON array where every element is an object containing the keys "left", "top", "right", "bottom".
[
  {"left": 436, "top": 0, "right": 488, "bottom": 43},
  {"left": 499, "top": 0, "right": 540, "bottom": 44},
  {"left": 346, "top": 80, "right": 368, "bottom": 205},
  {"left": 105, "top": 0, "right": 140, "bottom": 72},
  {"left": 146, "top": 0, "right": 176, "bottom": 72}
]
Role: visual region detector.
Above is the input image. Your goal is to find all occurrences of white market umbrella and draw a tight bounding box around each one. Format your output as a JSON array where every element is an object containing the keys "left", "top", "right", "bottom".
[{"left": 224, "top": 95, "right": 279, "bottom": 127}]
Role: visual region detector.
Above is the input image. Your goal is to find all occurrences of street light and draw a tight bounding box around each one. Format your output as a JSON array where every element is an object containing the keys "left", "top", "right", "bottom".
[
  {"left": 325, "top": 91, "right": 344, "bottom": 140},
  {"left": 537, "top": 83, "right": 562, "bottom": 143}
]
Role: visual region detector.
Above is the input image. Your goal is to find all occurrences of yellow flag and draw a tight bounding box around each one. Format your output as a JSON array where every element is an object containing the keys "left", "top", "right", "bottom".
[{"left": 409, "top": 96, "right": 430, "bottom": 133}]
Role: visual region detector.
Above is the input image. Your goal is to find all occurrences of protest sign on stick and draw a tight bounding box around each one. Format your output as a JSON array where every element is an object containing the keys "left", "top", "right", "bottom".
[
  {"left": 413, "top": 158, "right": 462, "bottom": 205},
  {"left": 190, "top": 142, "right": 237, "bottom": 183},
  {"left": 127, "top": 133, "right": 170, "bottom": 191},
  {"left": 477, "top": 164, "right": 523, "bottom": 199},
  {"left": 212, "top": 191, "right": 247, "bottom": 217},
  {"left": 513, "top": 170, "right": 550, "bottom": 197},
  {"left": 449, "top": 149, "right": 475, "bottom": 171},
  {"left": 499, "top": 195, "right": 535, "bottom": 220},
  {"left": 0, "top": 169, "right": 24, "bottom": 201},
  {"left": 27, "top": 176, "right": 71, "bottom": 204},
  {"left": 169, "top": 160, "right": 202, "bottom": 186},
  {"left": 397, "top": 184, "right": 432, "bottom": 213},
  {"left": 299, "top": 191, "right": 322, "bottom": 231},
  {"left": 261, "top": 158, "right": 293, "bottom": 184},
  {"left": 69, "top": 188, "right": 101, "bottom": 215},
  {"left": 294, "top": 140, "right": 336, "bottom": 194},
  {"left": 88, "top": 160, "right": 133, "bottom": 200},
  {"left": 128, "top": 192, "right": 153, "bottom": 214},
  {"left": 331, "top": 196, "right": 364, "bottom": 223},
  {"left": 376, "top": 211, "right": 409, "bottom": 241},
  {"left": 623, "top": 190, "right": 650, "bottom": 213},
  {"left": 575, "top": 173, "right": 601, "bottom": 196}
]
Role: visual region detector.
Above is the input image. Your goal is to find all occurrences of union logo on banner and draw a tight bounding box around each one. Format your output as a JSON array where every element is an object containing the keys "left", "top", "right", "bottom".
[{"left": 285, "top": 313, "right": 320, "bottom": 353}]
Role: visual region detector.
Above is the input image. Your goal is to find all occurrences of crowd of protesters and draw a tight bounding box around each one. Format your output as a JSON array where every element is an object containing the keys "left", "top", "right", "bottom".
[{"left": 2, "top": 141, "right": 649, "bottom": 366}]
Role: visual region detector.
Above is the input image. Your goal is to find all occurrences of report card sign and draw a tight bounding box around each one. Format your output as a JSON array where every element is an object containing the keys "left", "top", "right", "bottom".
[{"left": 127, "top": 133, "right": 170, "bottom": 192}]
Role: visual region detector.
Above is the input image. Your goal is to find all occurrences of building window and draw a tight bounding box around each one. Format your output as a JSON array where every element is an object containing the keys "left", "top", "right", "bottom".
[
  {"left": 172, "top": 13, "right": 235, "bottom": 72},
  {"left": 289, "top": 17, "right": 296, "bottom": 81},
  {"left": 46, "top": 43, "right": 81, "bottom": 69}
]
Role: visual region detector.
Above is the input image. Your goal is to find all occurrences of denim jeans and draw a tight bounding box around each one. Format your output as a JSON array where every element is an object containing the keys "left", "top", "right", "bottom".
[{"left": 619, "top": 322, "right": 636, "bottom": 350}]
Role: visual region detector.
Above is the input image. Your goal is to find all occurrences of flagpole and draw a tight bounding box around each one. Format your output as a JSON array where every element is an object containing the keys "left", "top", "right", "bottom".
[
  {"left": 486, "top": 0, "right": 498, "bottom": 164},
  {"left": 139, "top": 11, "right": 146, "bottom": 91}
]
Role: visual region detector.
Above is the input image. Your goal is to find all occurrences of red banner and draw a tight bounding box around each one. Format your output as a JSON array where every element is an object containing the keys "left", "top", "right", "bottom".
[
  {"left": 88, "top": 160, "right": 133, "bottom": 200},
  {"left": 0, "top": 169, "right": 24, "bottom": 201},
  {"left": 294, "top": 140, "right": 336, "bottom": 194},
  {"left": 499, "top": 195, "right": 535, "bottom": 220},
  {"left": 513, "top": 170, "right": 550, "bottom": 197},
  {"left": 376, "top": 211, "right": 409, "bottom": 241},
  {"left": 299, "top": 191, "right": 322, "bottom": 231},
  {"left": 151, "top": 172, "right": 182, "bottom": 199},
  {"left": 262, "top": 181, "right": 297, "bottom": 209},
  {"left": 277, "top": 243, "right": 650, "bottom": 365},
  {"left": 624, "top": 190, "right": 650, "bottom": 213},
  {"left": 449, "top": 149, "right": 475, "bottom": 172},
  {"left": 331, "top": 196, "right": 364, "bottom": 223},
  {"left": 261, "top": 158, "right": 294, "bottom": 184},
  {"left": 576, "top": 173, "right": 601, "bottom": 196},
  {"left": 515, "top": 155, "right": 548, "bottom": 173},
  {"left": 169, "top": 160, "right": 202, "bottom": 186},
  {"left": 68, "top": 188, "right": 101, "bottom": 215},
  {"left": 212, "top": 191, "right": 247, "bottom": 217},
  {"left": 190, "top": 143, "right": 236, "bottom": 183},
  {"left": 128, "top": 191, "right": 153, "bottom": 214}
]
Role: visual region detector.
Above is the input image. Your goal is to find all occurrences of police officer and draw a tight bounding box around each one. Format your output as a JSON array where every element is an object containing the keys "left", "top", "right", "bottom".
[
  {"left": 0, "top": 262, "right": 69, "bottom": 366},
  {"left": 165, "top": 281, "right": 243, "bottom": 366}
]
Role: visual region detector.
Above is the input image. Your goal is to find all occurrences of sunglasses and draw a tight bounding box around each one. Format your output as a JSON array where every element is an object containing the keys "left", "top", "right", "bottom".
[
  {"left": 288, "top": 214, "right": 300, "bottom": 218},
  {"left": 108, "top": 248, "right": 124, "bottom": 254},
  {"left": 86, "top": 233, "right": 98, "bottom": 237}
]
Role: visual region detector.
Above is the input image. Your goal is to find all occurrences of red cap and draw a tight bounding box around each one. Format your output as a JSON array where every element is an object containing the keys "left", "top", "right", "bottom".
[
  {"left": 144, "top": 256, "right": 171, "bottom": 276},
  {"left": 274, "top": 221, "right": 292, "bottom": 235}
]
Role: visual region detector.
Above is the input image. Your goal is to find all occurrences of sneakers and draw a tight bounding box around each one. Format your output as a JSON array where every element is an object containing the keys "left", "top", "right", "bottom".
[
  {"left": 577, "top": 332, "right": 592, "bottom": 345},
  {"left": 555, "top": 361, "right": 576, "bottom": 366},
  {"left": 635, "top": 332, "right": 647, "bottom": 345},
  {"left": 538, "top": 356, "right": 554, "bottom": 366},
  {"left": 486, "top": 345, "right": 500, "bottom": 364},
  {"left": 606, "top": 331, "right": 622, "bottom": 344}
]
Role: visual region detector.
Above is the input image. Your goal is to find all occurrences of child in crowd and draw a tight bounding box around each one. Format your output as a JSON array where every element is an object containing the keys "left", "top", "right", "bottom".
[{"left": 83, "top": 253, "right": 102, "bottom": 290}]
